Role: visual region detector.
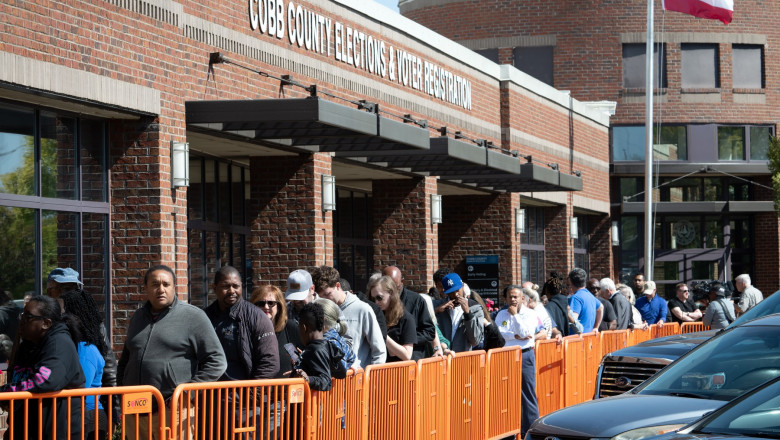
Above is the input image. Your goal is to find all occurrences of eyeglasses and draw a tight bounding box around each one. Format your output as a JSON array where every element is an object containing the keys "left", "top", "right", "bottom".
[
  {"left": 680, "top": 289, "right": 689, "bottom": 293},
  {"left": 20, "top": 311, "right": 45, "bottom": 322},
  {"left": 371, "top": 295, "right": 384, "bottom": 302},
  {"left": 254, "top": 301, "right": 278, "bottom": 308}
]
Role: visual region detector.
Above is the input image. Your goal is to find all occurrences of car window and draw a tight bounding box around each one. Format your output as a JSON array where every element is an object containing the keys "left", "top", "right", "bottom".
[
  {"left": 636, "top": 325, "right": 780, "bottom": 400},
  {"left": 698, "top": 377, "right": 780, "bottom": 436},
  {"left": 730, "top": 291, "right": 780, "bottom": 327}
]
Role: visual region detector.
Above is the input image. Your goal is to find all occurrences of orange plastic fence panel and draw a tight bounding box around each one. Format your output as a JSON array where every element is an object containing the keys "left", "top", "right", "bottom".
[
  {"left": 535, "top": 339, "right": 564, "bottom": 417},
  {"left": 310, "top": 369, "right": 362, "bottom": 440},
  {"left": 362, "top": 361, "right": 417, "bottom": 440},
  {"left": 652, "top": 322, "right": 680, "bottom": 338},
  {"left": 0, "top": 385, "right": 166, "bottom": 440},
  {"left": 628, "top": 327, "right": 653, "bottom": 346},
  {"left": 169, "top": 378, "right": 309, "bottom": 440},
  {"left": 600, "top": 330, "right": 629, "bottom": 356},
  {"left": 681, "top": 322, "right": 709, "bottom": 333},
  {"left": 563, "top": 336, "right": 587, "bottom": 407},
  {"left": 416, "top": 356, "right": 450, "bottom": 440},
  {"left": 581, "top": 332, "right": 601, "bottom": 401},
  {"left": 485, "top": 346, "right": 522, "bottom": 440},
  {"left": 449, "top": 350, "right": 487, "bottom": 440}
]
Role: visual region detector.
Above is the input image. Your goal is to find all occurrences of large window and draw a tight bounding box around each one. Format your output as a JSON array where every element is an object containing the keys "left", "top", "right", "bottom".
[
  {"left": 334, "top": 189, "right": 373, "bottom": 292},
  {"left": 682, "top": 43, "right": 719, "bottom": 88},
  {"left": 733, "top": 44, "right": 764, "bottom": 89},
  {"left": 0, "top": 101, "right": 110, "bottom": 312},
  {"left": 520, "top": 208, "right": 545, "bottom": 285},
  {"left": 513, "top": 46, "right": 554, "bottom": 86},
  {"left": 187, "top": 157, "right": 250, "bottom": 308},
  {"left": 622, "top": 43, "right": 666, "bottom": 88},
  {"left": 612, "top": 125, "right": 687, "bottom": 161}
]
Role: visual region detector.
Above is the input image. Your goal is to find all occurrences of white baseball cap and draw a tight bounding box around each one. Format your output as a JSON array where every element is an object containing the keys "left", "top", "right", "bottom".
[{"left": 285, "top": 270, "right": 312, "bottom": 301}]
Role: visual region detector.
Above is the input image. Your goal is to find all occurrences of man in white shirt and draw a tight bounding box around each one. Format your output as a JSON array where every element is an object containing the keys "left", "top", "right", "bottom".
[{"left": 495, "top": 284, "right": 541, "bottom": 436}]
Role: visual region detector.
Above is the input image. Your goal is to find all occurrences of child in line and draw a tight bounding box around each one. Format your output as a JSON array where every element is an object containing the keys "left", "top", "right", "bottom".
[{"left": 294, "top": 302, "right": 349, "bottom": 391}]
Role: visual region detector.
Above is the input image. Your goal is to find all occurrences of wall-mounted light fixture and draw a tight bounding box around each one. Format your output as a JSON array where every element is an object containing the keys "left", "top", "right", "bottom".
[
  {"left": 515, "top": 208, "right": 526, "bottom": 234},
  {"left": 611, "top": 221, "right": 620, "bottom": 246},
  {"left": 431, "top": 194, "right": 442, "bottom": 224},
  {"left": 570, "top": 216, "right": 579, "bottom": 240},
  {"left": 322, "top": 175, "right": 336, "bottom": 211},
  {"left": 172, "top": 141, "right": 190, "bottom": 188}
]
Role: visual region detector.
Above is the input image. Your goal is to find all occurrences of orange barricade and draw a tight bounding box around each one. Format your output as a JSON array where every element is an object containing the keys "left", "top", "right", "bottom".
[
  {"left": 449, "top": 351, "right": 487, "bottom": 440},
  {"left": 563, "top": 336, "right": 587, "bottom": 407},
  {"left": 680, "top": 322, "right": 709, "bottom": 333},
  {"left": 484, "top": 347, "right": 522, "bottom": 440},
  {"left": 581, "top": 332, "right": 601, "bottom": 400},
  {"left": 535, "top": 339, "right": 564, "bottom": 417},
  {"left": 628, "top": 326, "right": 653, "bottom": 346},
  {"left": 652, "top": 322, "right": 680, "bottom": 338},
  {"left": 169, "top": 378, "right": 309, "bottom": 440},
  {"left": 416, "top": 356, "right": 450, "bottom": 440},
  {"left": 310, "top": 369, "right": 363, "bottom": 440},
  {"left": 0, "top": 385, "right": 165, "bottom": 440},
  {"left": 600, "top": 330, "right": 629, "bottom": 356},
  {"left": 362, "top": 361, "right": 417, "bottom": 440}
]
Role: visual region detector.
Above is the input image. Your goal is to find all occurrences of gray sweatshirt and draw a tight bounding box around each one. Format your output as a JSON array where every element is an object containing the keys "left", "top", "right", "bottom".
[{"left": 339, "top": 293, "right": 387, "bottom": 368}]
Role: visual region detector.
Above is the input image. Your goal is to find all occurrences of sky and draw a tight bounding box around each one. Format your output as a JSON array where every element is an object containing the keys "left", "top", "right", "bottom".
[{"left": 372, "top": 0, "right": 400, "bottom": 13}]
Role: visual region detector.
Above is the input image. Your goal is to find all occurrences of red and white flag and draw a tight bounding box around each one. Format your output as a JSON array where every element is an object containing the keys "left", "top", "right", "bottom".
[{"left": 663, "top": 0, "right": 733, "bottom": 24}]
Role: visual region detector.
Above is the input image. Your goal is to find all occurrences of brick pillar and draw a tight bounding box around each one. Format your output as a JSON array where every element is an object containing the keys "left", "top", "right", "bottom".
[
  {"left": 372, "top": 177, "right": 438, "bottom": 292},
  {"left": 110, "top": 116, "right": 187, "bottom": 353},
  {"left": 248, "top": 153, "right": 333, "bottom": 286},
  {"left": 545, "top": 202, "right": 574, "bottom": 275},
  {"left": 589, "top": 214, "right": 614, "bottom": 280},
  {"left": 754, "top": 212, "right": 780, "bottom": 291},
  {"left": 438, "top": 193, "right": 518, "bottom": 295}
]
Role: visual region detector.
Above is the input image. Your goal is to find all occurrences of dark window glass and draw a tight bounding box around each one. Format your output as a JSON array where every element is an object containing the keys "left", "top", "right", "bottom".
[
  {"left": 691, "top": 260, "right": 719, "bottom": 279},
  {"left": 654, "top": 261, "right": 679, "bottom": 281},
  {"left": 521, "top": 250, "right": 545, "bottom": 286},
  {"left": 513, "top": 46, "right": 554, "bottom": 86},
  {"left": 521, "top": 207, "right": 544, "bottom": 246},
  {"left": 333, "top": 188, "right": 373, "bottom": 290},
  {"left": 613, "top": 125, "right": 686, "bottom": 162},
  {"left": 0, "top": 206, "right": 36, "bottom": 297},
  {"left": 231, "top": 165, "right": 244, "bottom": 226},
  {"left": 718, "top": 126, "right": 745, "bottom": 160},
  {"left": 188, "top": 158, "right": 203, "bottom": 221},
  {"left": 681, "top": 43, "right": 719, "bottom": 88},
  {"left": 41, "top": 210, "right": 79, "bottom": 284},
  {"left": 733, "top": 45, "right": 763, "bottom": 89},
  {"left": 40, "top": 112, "right": 78, "bottom": 200},
  {"left": 703, "top": 178, "right": 722, "bottom": 202},
  {"left": 622, "top": 43, "right": 666, "bottom": 88},
  {"left": 204, "top": 159, "right": 217, "bottom": 222},
  {"left": 219, "top": 162, "right": 230, "bottom": 224},
  {"left": 621, "top": 216, "right": 639, "bottom": 251},
  {"left": 80, "top": 119, "right": 107, "bottom": 202},
  {"left": 475, "top": 48, "right": 499, "bottom": 63},
  {"left": 749, "top": 126, "right": 771, "bottom": 160},
  {"left": 0, "top": 104, "right": 35, "bottom": 196},
  {"left": 619, "top": 177, "right": 641, "bottom": 203},
  {"left": 82, "top": 213, "right": 108, "bottom": 312}
]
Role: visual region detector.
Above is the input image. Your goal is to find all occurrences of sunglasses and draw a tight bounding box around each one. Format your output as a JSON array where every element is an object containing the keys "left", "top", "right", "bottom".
[
  {"left": 254, "top": 300, "right": 278, "bottom": 308},
  {"left": 20, "top": 311, "right": 45, "bottom": 321},
  {"left": 371, "top": 295, "right": 384, "bottom": 302}
]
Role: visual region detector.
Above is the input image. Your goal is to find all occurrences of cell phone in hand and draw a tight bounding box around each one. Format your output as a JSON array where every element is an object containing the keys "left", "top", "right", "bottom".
[{"left": 284, "top": 343, "right": 299, "bottom": 363}]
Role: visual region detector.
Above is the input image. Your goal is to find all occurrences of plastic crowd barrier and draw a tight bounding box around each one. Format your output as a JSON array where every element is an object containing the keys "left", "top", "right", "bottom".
[
  {"left": 484, "top": 346, "right": 522, "bottom": 440},
  {"left": 362, "top": 361, "right": 417, "bottom": 440},
  {"left": 581, "top": 332, "right": 600, "bottom": 400},
  {"left": 449, "top": 351, "right": 486, "bottom": 440},
  {"left": 535, "top": 339, "right": 564, "bottom": 417},
  {"left": 416, "top": 356, "right": 450, "bottom": 440},
  {"left": 310, "top": 369, "right": 363, "bottom": 440},
  {"left": 680, "top": 322, "right": 710, "bottom": 333}
]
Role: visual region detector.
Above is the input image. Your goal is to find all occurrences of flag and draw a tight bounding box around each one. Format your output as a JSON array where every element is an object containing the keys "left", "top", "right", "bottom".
[{"left": 662, "top": 0, "right": 733, "bottom": 24}]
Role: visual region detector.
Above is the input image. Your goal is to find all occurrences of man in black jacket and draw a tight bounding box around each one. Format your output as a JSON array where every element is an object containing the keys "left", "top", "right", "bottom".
[{"left": 382, "top": 266, "right": 436, "bottom": 360}]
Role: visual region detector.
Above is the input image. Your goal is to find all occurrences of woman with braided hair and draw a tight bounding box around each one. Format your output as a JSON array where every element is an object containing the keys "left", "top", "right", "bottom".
[
  {"left": 542, "top": 272, "right": 574, "bottom": 336},
  {"left": 61, "top": 290, "right": 109, "bottom": 440}
]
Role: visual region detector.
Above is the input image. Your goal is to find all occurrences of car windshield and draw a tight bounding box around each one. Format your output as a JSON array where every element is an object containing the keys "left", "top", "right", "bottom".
[
  {"left": 730, "top": 290, "right": 780, "bottom": 328},
  {"left": 635, "top": 324, "right": 780, "bottom": 401},
  {"left": 695, "top": 377, "right": 780, "bottom": 438}
]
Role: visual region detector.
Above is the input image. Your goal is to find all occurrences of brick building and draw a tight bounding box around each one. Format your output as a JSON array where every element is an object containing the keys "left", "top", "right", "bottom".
[
  {"left": 402, "top": 0, "right": 780, "bottom": 296},
  {"left": 0, "top": 0, "right": 609, "bottom": 349}
]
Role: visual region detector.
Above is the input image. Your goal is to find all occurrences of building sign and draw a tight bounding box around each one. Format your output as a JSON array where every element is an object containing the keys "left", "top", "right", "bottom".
[
  {"left": 247, "top": 0, "right": 472, "bottom": 110},
  {"left": 465, "top": 255, "right": 499, "bottom": 302}
]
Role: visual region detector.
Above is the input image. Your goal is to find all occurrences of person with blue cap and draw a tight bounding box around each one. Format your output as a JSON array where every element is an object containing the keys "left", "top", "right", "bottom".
[
  {"left": 434, "top": 273, "right": 484, "bottom": 352},
  {"left": 46, "top": 267, "right": 83, "bottom": 298}
]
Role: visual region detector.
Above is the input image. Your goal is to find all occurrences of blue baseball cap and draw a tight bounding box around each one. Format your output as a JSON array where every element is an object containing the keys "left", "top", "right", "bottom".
[
  {"left": 442, "top": 273, "right": 463, "bottom": 295},
  {"left": 47, "top": 267, "right": 83, "bottom": 286}
]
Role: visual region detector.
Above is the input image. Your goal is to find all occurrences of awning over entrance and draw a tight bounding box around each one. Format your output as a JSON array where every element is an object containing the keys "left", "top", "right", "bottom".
[{"left": 185, "top": 98, "right": 581, "bottom": 193}]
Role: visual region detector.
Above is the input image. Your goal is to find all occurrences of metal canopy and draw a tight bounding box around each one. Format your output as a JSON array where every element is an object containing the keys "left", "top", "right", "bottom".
[{"left": 185, "top": 98, "right": 582, "bottom": 193}]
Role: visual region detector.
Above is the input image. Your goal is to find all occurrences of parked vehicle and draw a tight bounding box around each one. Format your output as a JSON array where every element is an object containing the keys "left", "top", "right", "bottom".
[
  {"left": 596, "top": 289, "right": 780, "bottom": 398},
  {"left": 525, "top": 314, "right": 780, "bottom": 440}
]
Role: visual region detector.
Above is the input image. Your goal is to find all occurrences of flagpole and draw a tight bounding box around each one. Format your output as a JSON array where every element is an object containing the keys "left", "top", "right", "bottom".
[{"left": 644, "top": 0, "right": 654, "bottom": 281}]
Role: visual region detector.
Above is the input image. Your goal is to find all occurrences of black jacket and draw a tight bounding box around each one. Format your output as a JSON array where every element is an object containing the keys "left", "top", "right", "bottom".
[
  {"left": 546, "top": 294, "right": 570, "bottom": 336},
  {"left": 7, "top": 322, "right": 85, "bottom": 440},
  {"left": 400, "top": 287, "right": 436, "bottom": 360},
  {"left": 205, "top": 298, "right": 280, "bottom": 380},
  {"left": 298, "top": 339, "right": 346, "bottom": 391}
]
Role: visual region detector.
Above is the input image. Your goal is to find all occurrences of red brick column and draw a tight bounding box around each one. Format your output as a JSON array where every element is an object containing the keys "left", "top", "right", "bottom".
[
  {"left": 589, "top": 214, "right": 615, "bottom": 280},
  {"left": 372, "top": 177, "right": 438, "bottom": 292},
  {"left": 438, "top": 193, "right": 519, "bottom": 292},
  {"left": 248, "top": 153, "right": 333, "bottom": 286},
  {"left": 544, "top": 201, "right": 574, "bottom": 275},
  {"left": 754, "top": 212, "right": 780, "bottom": 291}
]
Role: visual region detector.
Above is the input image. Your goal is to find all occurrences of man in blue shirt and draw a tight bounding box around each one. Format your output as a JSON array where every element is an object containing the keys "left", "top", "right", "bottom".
[
  {"left": 567, "top": 268, "right": 603, "bottom": 333},
  {"left": 635, "top": 280, "right": 668, "bottom": 326}
]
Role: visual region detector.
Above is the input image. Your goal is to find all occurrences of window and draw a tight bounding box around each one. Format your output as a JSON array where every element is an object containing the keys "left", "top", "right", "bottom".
[
  {"left": 513, "top": 46, "right": 554, "bottom": 86},
  {"left": 334, "top": 189, "right": 373, "bottom": 291},
  {"left": 0, "top": 101, "right": 110, "bottom": 311},
  {"left": 718, "top": 126, "right": 745, "bottom": 160},
  {"left": 749, "top": 126, "right": 771, "bottom": 160},
  {"left": 612, "top": 125, "right": 687, "bottom": 161},
  {"left": 573, "top": 216, "right": 589, "bottom": 273},
  {"left": 187, "top": 157, "right": 250, "bottom": 308},
  {"left": 733, "top": 45, "right": 764, "bottom": 89},
  {"left": 682, "top": 43, "right": 719, "bottom": 88},
  {"left": 622, "top": 43, "right": 666, "bottom": 88},
  {"left": 475, "top": 48, "right": 499, "bottom": 63},
  {"left": 520, "top": 208, "right": 545, "bottom": 284}
]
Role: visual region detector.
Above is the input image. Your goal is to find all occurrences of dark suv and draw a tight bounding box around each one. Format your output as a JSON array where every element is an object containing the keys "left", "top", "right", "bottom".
[{"left": 595, "top": 289, "right": 780, "bottom": 398}]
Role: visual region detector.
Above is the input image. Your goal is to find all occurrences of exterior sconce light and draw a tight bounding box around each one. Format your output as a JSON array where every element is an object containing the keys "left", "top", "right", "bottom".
[
  {"left": 611, "top": 221, "right": 620, "bottom": 246},
  {"left": 322, "top": 175, "right": 336, "bottom": 211},
  {"left": 570, "top": 217, "right": 579, "bottom": 240},
  {"left": 172, "top": 141, "right": 190, "bottom": 188},
  {"left": 515, "top": 208, "right": 526, "bottom": 234},
  {"left": 431, "top": 194, "right": 442, "bottom": 224}
]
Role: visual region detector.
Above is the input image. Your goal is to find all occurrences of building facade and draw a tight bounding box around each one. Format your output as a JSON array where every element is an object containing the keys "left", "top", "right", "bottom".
[
  {"left": 402, "top": 0, "right": 780, "bottom": 296},
  {"left": 1, "top": 0, "right": 609, "bottom": 348}
]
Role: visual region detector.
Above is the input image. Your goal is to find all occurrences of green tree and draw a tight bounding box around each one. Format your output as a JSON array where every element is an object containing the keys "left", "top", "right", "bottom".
[{"left": 769, "top": 136, "right": 780, "bottom": 216}]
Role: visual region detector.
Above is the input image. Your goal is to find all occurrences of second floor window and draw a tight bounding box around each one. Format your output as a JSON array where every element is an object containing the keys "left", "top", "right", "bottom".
[{"left": 681, "top": 43, "right": 719, "bottom": 88}]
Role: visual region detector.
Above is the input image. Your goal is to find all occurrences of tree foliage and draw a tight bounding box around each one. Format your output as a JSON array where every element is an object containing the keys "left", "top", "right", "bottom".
[{"left": 768, "top": 136, "right": 780, "bottom": 216}]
